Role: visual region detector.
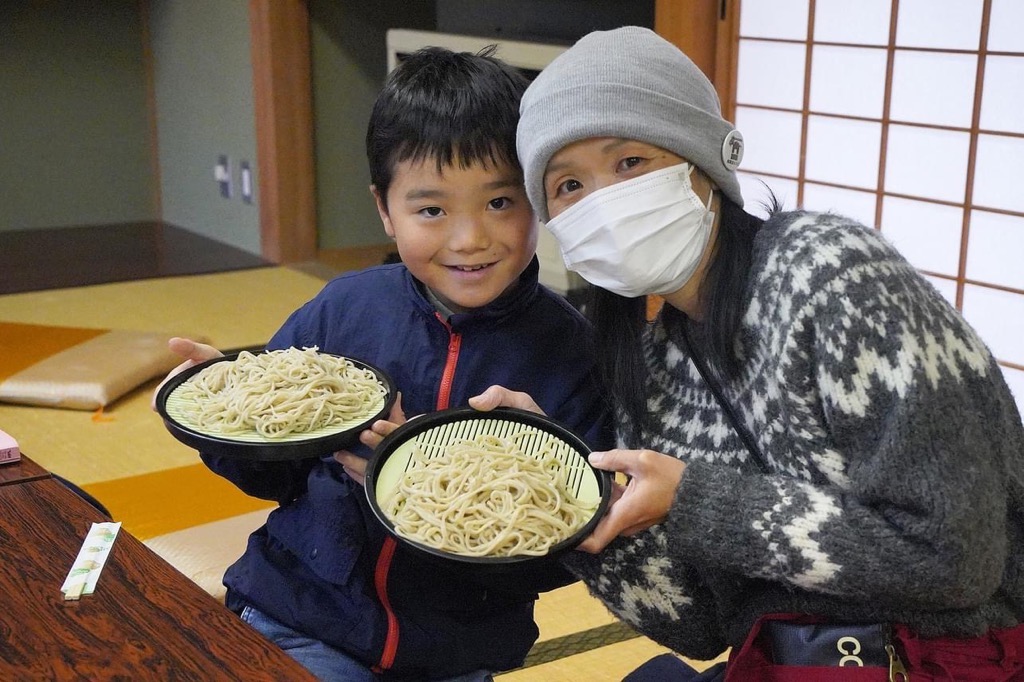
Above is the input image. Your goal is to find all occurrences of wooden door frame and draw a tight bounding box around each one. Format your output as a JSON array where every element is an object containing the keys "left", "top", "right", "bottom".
[
  {"left": 249, "top": 0, "right": 317, "bottom": 264},
  {"left": 250, "top": 0, "right": 741, "bottom": 264},
  {"left": 655, "top": 0, "right": 740, "bottom": 119}
]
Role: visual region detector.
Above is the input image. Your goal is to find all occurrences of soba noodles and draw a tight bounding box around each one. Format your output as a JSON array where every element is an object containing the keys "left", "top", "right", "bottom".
[
  {"left": 177, "top": 347, "right": 386, "bottom": 438},
  {"left": 384, "top": 432, "right": 597, "bottom": 557}
]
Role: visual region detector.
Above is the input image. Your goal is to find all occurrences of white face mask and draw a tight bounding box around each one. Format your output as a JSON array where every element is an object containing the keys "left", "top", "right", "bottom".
[{"left": 545, "top": 162, "right": 715, "bottom": 298}]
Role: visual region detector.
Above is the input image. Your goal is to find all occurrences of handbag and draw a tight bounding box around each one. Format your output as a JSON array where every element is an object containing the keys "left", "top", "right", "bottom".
[
  {"left": 722, "top": 613, "right": 1024, "bottom": 681},
  {"left": 680, "top": 324, "right": 1024, "bottom": 681}
]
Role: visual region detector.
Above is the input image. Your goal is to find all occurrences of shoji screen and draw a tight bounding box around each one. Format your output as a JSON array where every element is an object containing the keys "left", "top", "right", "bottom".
[{"left": 732, "top": 0, "right": 1024, "bottom": 417}]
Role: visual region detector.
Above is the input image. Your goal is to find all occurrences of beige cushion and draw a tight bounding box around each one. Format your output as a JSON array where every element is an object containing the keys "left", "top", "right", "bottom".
[{"left": 0, "top": 322, "right": 198, "bottom": 410}]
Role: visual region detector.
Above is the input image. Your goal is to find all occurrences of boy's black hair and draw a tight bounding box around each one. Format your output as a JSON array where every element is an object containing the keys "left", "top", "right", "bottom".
[{"left": 366, "top": 45, "right": 530, "bottom": 208}]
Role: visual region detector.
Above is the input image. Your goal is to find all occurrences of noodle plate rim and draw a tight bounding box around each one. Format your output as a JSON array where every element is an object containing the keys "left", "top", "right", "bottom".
[
  {"left": 368, "top": 408, "right": 610, "bottom": 564},
  {"left": 160, "top": 349, "right": 394, "bottom": 446}
]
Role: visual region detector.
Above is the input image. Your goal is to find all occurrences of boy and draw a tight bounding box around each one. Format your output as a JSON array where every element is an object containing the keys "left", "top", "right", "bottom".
[{"left": 160, "top": 47, "right": 610, "bottom": 681}]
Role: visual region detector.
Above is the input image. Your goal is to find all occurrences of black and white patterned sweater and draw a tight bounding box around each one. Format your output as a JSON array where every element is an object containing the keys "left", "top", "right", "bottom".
[{"left": 564, "top": 210, "right": 1024, "bottom": 660}]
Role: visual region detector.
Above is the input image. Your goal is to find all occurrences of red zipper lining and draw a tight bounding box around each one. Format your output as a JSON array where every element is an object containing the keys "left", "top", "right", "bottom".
[
  {"left": 436, "top": 313, "right": 461, "bottom": 411},
  {"left": 371, "top": 536, "right": 399, "bottom": 672},
  {"left": 373, "top": 313, "right": 461, "bottom": 672}
]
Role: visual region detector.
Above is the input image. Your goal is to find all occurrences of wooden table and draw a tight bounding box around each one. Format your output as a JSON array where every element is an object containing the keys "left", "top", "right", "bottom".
[
  {"left": 0, "top": 452, "right": 49, "bottom": 486},
  {"left": 0, "top": 465, "right": 316, "bottom": 680}
]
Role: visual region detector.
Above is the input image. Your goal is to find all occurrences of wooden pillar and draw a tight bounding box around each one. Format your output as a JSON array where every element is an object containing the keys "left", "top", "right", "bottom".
[
  {"left": 650, "top": 0, "right": 741, "bottom": 318},
  {"left": 249, "top": 0, "right": 317, "bottom": 263},
  {"left": 655, "top": 0, "right": 740, "bottom": 119}
]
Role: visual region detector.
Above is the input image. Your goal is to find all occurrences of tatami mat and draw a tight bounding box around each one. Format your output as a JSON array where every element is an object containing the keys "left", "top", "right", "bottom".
[
  {"left": 501, "top": 582, "right": 728, "bottom": 679},
  {"left": 84, "top": 461, "right": 275, "bottom": 540},
  {"left": 532, "top": 581, "right": 620, "bottom": 639},
  {"left": 145, "top": 508, "right": 273, "bottom": 600},
  {"left": 497, "top": 635, "right": 726, "bottom": 681},
  {"left": 0, "top": 267, "right": 323, "bottom": 537},
  {"left": 0, "top": 268, "right": 326, "bottom": 481},
  {"left": 0, "top": 267, "right": 326, "bottom": 347}
]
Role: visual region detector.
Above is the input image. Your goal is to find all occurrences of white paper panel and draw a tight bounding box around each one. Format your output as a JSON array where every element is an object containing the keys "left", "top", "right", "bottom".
[
  {"left": 802, "top": 183, "right": 877, "bottom": 227},
  {"left": 890, "top": 50, "right": 977, "bottom": 128},
  {"left": 814, "top": 0, "right": 892, "bottom": 45},
  {"left": 973, "top": 134, "right": 1024, "bottom": 213},
  {"left": 962, "top": 284, "right": 1024, "bottom": 365},
  {"left": 966, "top": 210, "right": 1024, "bottom": 290},
  {"left": 988, "top": 0, "right": 1024, "bottom": 52},
  {"left": 895, "top": 0, "right": 983, "bottom": 50},
  {"left": 884, "top": 125, "right": 970, "bottom": 202},
  {"left": 734, "top": 107, "right": 803, "bottom": 177},
  {"left": 999, "top": 365, "right": 1024, "bottom": 425},
  {"left": 880, "top": 197, "right": 963, "bottom": 276},
  {"left": 980, "top": 56, "right": 1024, "bottom": 135},
  {"left": 736, "top": 40, "right": 806, "bottom": 110},
  {"left": 805, "top": 115, "right": 881, "bottom": 189},
  {"left": 739, "top": 0, "right": 809, "bottom": 40},
  {"left": 924, "top": 275, "right": 959, "bottom": 309},
  {"left": 810, "top": 46, "right": 887, "bottom": 118},
  {"left": 737, "top": 173, "right": 799, "bottom": 217}
]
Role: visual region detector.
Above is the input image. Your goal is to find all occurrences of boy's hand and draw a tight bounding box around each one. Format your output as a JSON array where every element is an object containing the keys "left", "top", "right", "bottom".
[
  {"left": 334, "top": 393, "right": 407, "bottom": 486},
  {"left": 575, "top": 449, "right": 686, "bottom": 554},
  {"left": 335, "top": 450, "right": 368, "bottom": 485},
  {"left": 358, "top": 392, "right": 406, "bottom": 448},
  {"left": 150, "top": 337, "right": 223, "bottom": 410},
  {"left": 468, "top": 385, "right": 545, "bottom": 415}
]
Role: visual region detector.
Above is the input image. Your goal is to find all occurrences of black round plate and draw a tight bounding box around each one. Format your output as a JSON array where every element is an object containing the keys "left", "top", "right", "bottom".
[
  {"left": 365, "top": 406, "right": 611, "bottom": 567},
  {"left": 155, "top": 350, "right": 396, "bottom": 461}
]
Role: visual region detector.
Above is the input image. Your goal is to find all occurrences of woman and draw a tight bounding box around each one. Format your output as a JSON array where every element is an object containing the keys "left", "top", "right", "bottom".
[{"left": 471, "top": 26, "right": 1024, "bottom": 681}]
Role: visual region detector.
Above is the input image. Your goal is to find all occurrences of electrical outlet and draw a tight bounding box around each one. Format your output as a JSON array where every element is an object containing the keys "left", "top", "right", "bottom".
[
  {"left": 215, "top": 155, "right": 231, "bottom": 198},
  {"left": 240, "top": 161, "right": 253, "bottom": 204}
]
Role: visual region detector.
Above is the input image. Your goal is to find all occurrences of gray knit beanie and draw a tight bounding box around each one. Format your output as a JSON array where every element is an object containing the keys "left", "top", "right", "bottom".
[{"left": 518, "top": 26, "right": 744, "bottom": 222}]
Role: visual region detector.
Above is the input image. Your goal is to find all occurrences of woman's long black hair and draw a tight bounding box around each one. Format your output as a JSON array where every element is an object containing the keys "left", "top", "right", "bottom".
[{"left": 586, "top": 194, "right": 771, "bottom": 441}]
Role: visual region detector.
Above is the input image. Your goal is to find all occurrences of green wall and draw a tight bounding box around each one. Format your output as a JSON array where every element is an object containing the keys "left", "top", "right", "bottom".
[
  {"left": 0, "top": 0, "right": 435, "bottom": 255},
  {"left": 309, "top": 1, "right": 435, "bottom": 250},
  {"left": 0, "top": 1, "right": 154, "bottom": 231},
  {"left": 149, "top": 0, "right": 259, "bottom": 254}
]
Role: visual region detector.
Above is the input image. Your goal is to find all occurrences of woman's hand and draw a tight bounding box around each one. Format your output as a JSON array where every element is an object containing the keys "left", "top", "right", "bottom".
[
  {"left": 468, "top": 385, "right": 546, "bottom": 415},
  {"left": 150, "top": 337, "right": 223, "bottom": 410},
  {"left": 576, "top": 449, "right": 686, "bottom": 554},
  {"left": 334, "top": 393, "right": 406, "bottom": 486}
]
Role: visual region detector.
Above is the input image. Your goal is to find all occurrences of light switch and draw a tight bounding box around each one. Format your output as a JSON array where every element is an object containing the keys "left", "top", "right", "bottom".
[
  {"left": 240, "top": 161, "right": 253, "bottom": 204},
  {"left": 215, "top": 155, "right": 231, "bottom": 198}
]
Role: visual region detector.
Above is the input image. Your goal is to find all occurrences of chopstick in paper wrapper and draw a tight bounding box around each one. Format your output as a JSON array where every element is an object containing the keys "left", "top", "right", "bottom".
[{"left": 61, "top": 522, "right": 121, "bottom": 601}]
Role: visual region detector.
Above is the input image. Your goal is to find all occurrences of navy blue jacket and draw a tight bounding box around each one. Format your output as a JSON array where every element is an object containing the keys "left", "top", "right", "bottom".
[{"left": 203, "top": 258, "right": 613, "bottom": 679}]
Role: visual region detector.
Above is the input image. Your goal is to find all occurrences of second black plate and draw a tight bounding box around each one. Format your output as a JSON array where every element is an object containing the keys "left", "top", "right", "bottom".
[
  {"left": 365, "top": 407, "right": 612, "bottom": 568},
  {"left": 155, "top": 350, "right": 396, "bottom": 461}
]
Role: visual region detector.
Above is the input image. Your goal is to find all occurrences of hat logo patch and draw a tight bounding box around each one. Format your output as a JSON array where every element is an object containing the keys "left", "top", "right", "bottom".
[{"left": 722, "top": 130, "right": 744, "bottom": 170}]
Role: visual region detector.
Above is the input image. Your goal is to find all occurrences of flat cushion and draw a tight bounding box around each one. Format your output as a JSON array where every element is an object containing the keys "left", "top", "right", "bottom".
[{"left": 0, "top": 322, "right": 198, "bottom": 410}]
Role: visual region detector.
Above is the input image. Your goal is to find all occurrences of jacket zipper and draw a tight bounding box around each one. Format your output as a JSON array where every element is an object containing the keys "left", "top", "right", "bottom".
[
  {"left": 435, "top": 313, "right": 461, "bottom": 410},
  {"left": 884, "top": 624, "right": 909, "bottom": 681},
  {"left": 373, "top": 312, "right": 461, "bottom": 672}
]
